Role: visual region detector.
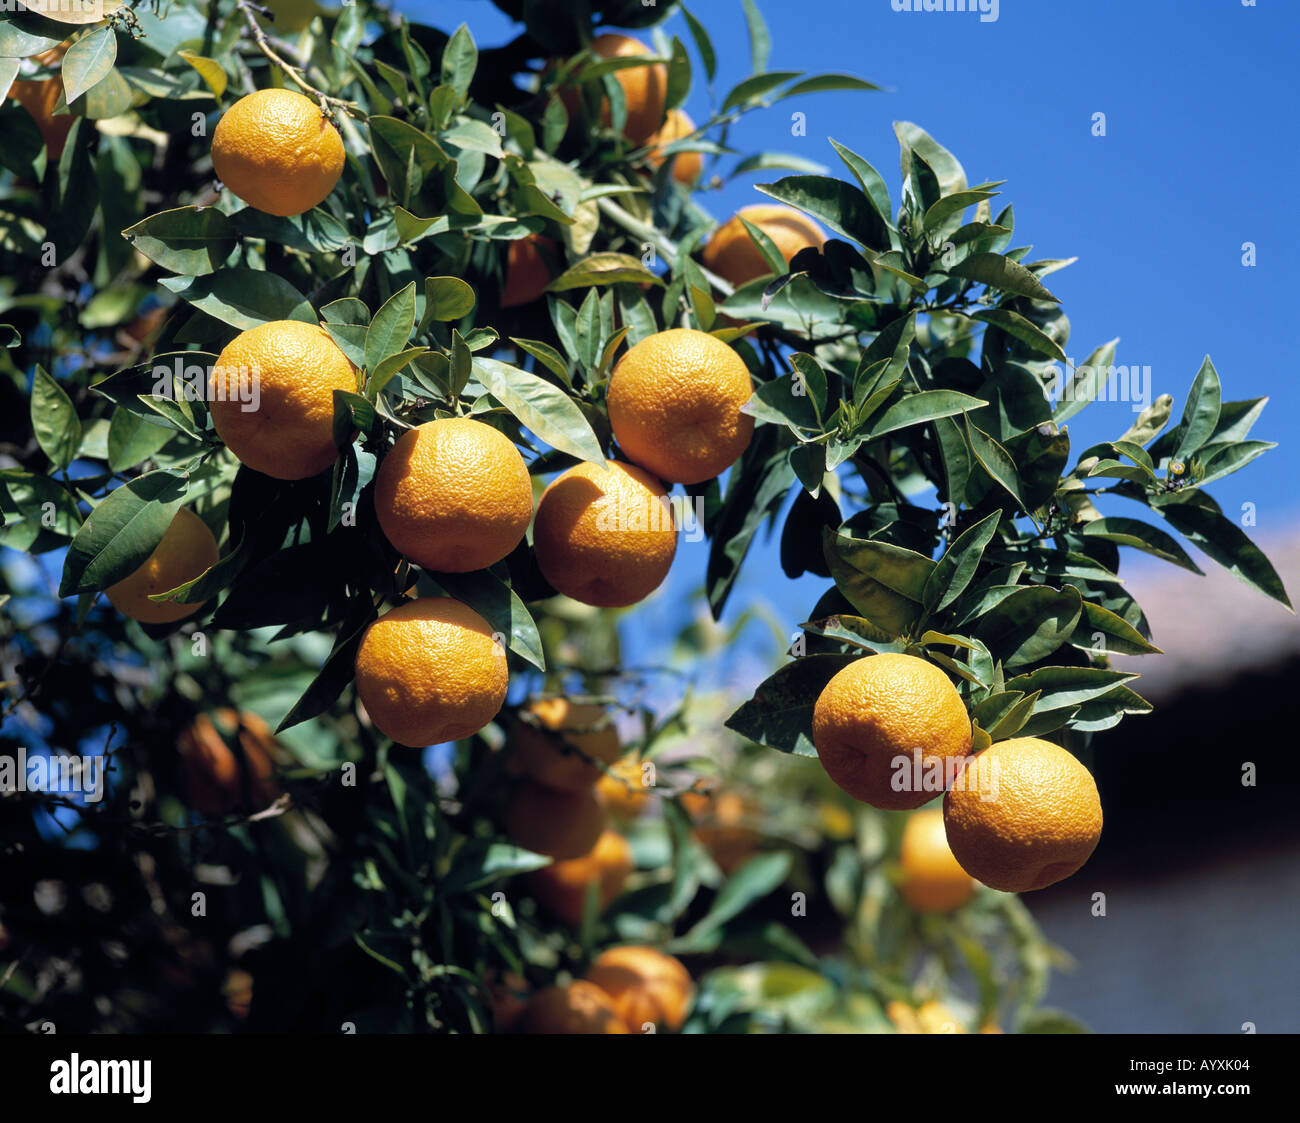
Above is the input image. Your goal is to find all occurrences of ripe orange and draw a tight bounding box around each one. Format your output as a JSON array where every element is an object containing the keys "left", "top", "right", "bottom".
[
  {"left": 683, "top": 787, "right": 761, "bottom": 873},
  {"left": 502, "top": 234, "right": 558, "bottom": 308},
  {"left": 517, "top": 981, "right": 630, "bottom": 1034},
  {"left": 176, "top": 708, "right": 280, "bottom": 817},
  {"left": 596, "top": 755, "right": 652, "bottom": 819},
  {"left": 505, "top": 780, "right": 607, "bottom": 861},
  {"left": 943, "top": 737, "right": 1103, "bottom": 893},
  {"left": 11, "top": 44, "right": 74, "bottom": 160},
  {"left": 211, "top": 88, "right": 345, "bottom": 217},
  {"left": 567, "top": 33, "right": 667, "bottom": 144},
  {"left": 509, "top": 697, "right": 622, "bottom": 792},
  {"left": 223, "top": 968, "right": 254, "bottom": 1020},
  {"left": 812, "top": 653, "right": 972, "bottom": 811},
  {"left": 887, "top": 999, "right": 967, "bottom": 1034},
  {"left": 606, "top": 328, "right": 754, "bottom": 484},
  {"left": 373, "top": 418, "right": 533, "bottom": 573},
  {"left": 105, "top": 507, "right": 219, "bottom": 624},
  {"left": 645, "top": 108, "right": 702, "bottom": 186},
  {"left": 586, "top": 946, "right": 693, "bottom": 1032},
  {"left": 488, "top": 971, "right": 530, "bottom": 1033},
  {"left": 528, "top": 829, "right": 633, "bottom": 926},
  {"left": 354, "top": 596, "right": 508, "bottom": 747},
  {"left": 209, "top": 319, "right": 358, "bottom": 480},
  {"left": 701, "top": 204, "right": 827, "bottom": 289},
  {"left": 532, "top": 460, "right": 676, "bottom": 608},
  {"left": 898, "top": 808, "right": 976, "bottom": 913}
]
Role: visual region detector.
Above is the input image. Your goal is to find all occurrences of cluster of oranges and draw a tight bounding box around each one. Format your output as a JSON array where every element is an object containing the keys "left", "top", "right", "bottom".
[
  {"left": 814, "top": 653, "right": 1103, "bottom": 894},
  {"left": 497, "top": 945, "right": 693, "bottom": 1034},
  {"left": 503, "top": 696, "right": 644, "bottom": 925}
]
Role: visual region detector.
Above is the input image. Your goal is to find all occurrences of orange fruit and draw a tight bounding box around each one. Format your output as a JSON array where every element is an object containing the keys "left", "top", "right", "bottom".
[
  {"left": 532, "top": 460, "right": 676, "bottom": 608},
  {"left": 606, "top": 328, "right": 754, "bottom": 484},
  {"left": 898, "top": 808, "right": 976, "bottom": 913},
  {"left": 942, "top": 737, "right": 1102, "bottom": 893},
  {"left": 209, "top": 319, "right": 358, "bottom": 480},
  {"left": 501, "top": 234, "right": 558, "bottom": 308},
  {"left": 354, "top": 596, "right": 508, "bottom": 747},
  {"left": 373, "top": 418, "right": 533, "bottom": 573},
  {"left": 566, "top": 33, "right": 667, "bottom": 144},
  {"left": 586, "top": 946, "right": 693, "bottom": 1032},
  {"left": 175, "top": 708, "right": 280, "bottom": 817},
  {"left": 684, "top": 788, "right": 761, "bottom": 873},
  {"left": 596, "top": 755, "right": 652, "bottom": 819},
  {"left": 509, "top": 697, "right": 622, "bottom": 792},
  {"left": 222, "top": 968, "right": 254, "bottom": 1020},
  {"left": 811, "top": 653, "right": 972, "bottom": 811},
  {"left": 887, "top": 999, "right": 967, "bottom": 1034},
  {"left": 917, "top": 1000, "right": 968, "bottom": 1034},
  {"left": 645, "top": 108, "right": 702, "bottom": 186},
  {"left": 11, "top": 44, "right": 74, "bottom": 160},
  {"left": 701, "top": 204, "right": 827, "bottom": 289},
  {"left": 488, "top": 971, "right": 530, "bottom": 1033},
  {"left": 528, "top": 829, "right": 633, "bottom": 926},
  {"left": 505, "top": 780, "right": 607, "bottom": 861},
  {"left": 516, "top": 981, "right": 629, "bottom": 1034},
  {"left": 105, "top": 507, "right": 219, "bottom": 624},
  {"left": 211, "top": 88, "right": 345, "bottom": 217}
]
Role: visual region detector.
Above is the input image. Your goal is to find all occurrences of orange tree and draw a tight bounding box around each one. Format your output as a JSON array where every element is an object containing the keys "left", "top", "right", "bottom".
[{"left": 0, "top": 0, "right": 1287, "bottom": 1034}]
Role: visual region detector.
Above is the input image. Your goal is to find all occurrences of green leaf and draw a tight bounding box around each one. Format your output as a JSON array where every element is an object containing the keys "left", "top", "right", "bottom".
[
  {"left": 782, "top": 74, "right": 882, "bottom": 97},
  {"left": 1117, "top": 394, "right": 1173, "bottom": 447},
  {"left": 722, "top": 70, "right": 803, "bottom": 113},
  {"left": 422, "top": 276, "right": 476, "bottom": 322},
  {"left": 1173, "top": 355, "right": 1222, "bottom": 461},
  {"left": 1156, "top": 495, "right": 1292, "bottom": 609},
  {"left": 277, "top": 608, "right": 372, "bottom": 732},
  {"left": 823, "top": 529, "right": 932, "bottom": 637},
  {"left": 924, "top": 189, "right": 997, "bottom": 240},
  {"left": 895, "top": 121, "right": 967, "bottom": 195},
  {"left": 1003, "top": 423, "right": 1070, "bottom": 512},
  {"left": 441, "top": 841, "right": 551, "bottom": 894},
  {"left": 1073, "top": 601, "right": 1161, "bottom": 656},
  {"left": 365, "top": 281, "right": 417, "bottom": 376},
  {"left": 58, "top": 470, "right": 189, "bottom": 597},
  {"left": 868, "top": 390, "right": 985, "bottom": 440},
  {"left": 802, "top": 613, "right": 893, "bottom": 649},
  {"left": 741, "top": 0, "right": 771, "bottom": 72},
  {"left": 970, "top": 308, "right": 1066, "bottom": 361},
  {"left": 974, "top": 585, "right": 1083, "bottom": 668},
  {"left": 31, "top": 367, "right": 82, "bottom": 470},
  {"left": 948, "top": 252, "right": 1059, "bottom": 303},
  {"left": 680, "top": 852, "right": 792, "bottom": 944},
  {"left": 433, "top": 567, "right": 545, "bottom": 670},
  {"left": 547, "top": 252, "right": 661, "bottom": 292},
  {"left": 965, "top": 417, "right": 1023, "bottom": 506},
  {"left": 757, "top": 174, "right": 888, "bottom": 252},
  {"left": 1078, "top": 517, "right": 1201, "bottom": 572},
  {"left": 737, "top": 214, "right": 789, "bottom": 278},
  {"left": 1051, "top": 337, "right": 1118, "bottom": 423},
  {"left": 923, "top": 511, "right": 1001, "bottom": 614},
  {"left": 828, "top": 138, "right": 892, "bottom": 230},
  {"left": 853, "top": 312, "right": 914, "bottom": 407},
  {"left": 1196, "top": 440, "right": 1274, "bottom": 487},
  {"left": 441, "top": 24, "right": 477, "bottom": 102},
  {"left": 62, "top": 26, "right": 117, "bottom": 104},
  {"left": 680, "top": 5, "right": 717, "bottom": 83},
  {"left": 511, "top": 337, "right": 570, "bottom": 385},
  {"left": 107, "top": 410, "right": 173, "bottom": 473},
  {"left": 368, "top": 347, "right": 429, "bottom": 399},
  {"left": 472, "top": 358, "right": 604, "bottom": 464},
  {"left": 159, "top": 268, "right": 313, "bottom": 330},
  {"left": 122, "top": 206, "right": 236, "bottom": 276}
]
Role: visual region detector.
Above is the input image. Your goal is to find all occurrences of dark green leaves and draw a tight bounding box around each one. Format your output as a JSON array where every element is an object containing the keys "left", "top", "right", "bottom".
[
  {"left": 757, "top": 175, "right": 889, "bottom": 253},
  {"left": 122, "top": 206, "right": 235, "bottom": 275},
  {"left": 725, "top": 653, "right": 858, "bottom": 756},
  {"left": 59, "top": 470, "right": 190, "bottom": 597},
  {"left": 471, "top": 358, "right": 604, "bottom": 464},
  {"left": 31, "top": 367, "right": 81, "bottom": 470},
  {"left": 948, "top": 253, "right": 1060, "bottom": 303},
  {"left": 1172, "top": 355, "right": 1222, "bottom": 462}
]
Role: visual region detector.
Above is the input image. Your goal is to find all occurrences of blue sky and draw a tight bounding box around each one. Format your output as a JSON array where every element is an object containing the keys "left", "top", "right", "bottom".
[{"left": 402, "top": 0, "right": 1299, "bottom": 653}]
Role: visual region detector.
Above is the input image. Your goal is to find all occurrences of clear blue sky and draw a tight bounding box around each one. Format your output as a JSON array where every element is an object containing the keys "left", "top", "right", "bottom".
[{"left": 404, "top": 0, "right": 1300, "bottom": 656}]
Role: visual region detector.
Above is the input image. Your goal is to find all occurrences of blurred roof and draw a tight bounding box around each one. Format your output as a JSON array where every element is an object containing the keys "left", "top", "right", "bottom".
[{"left": 1112, "top": 530, "right": 1300, "bottom": 703}]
